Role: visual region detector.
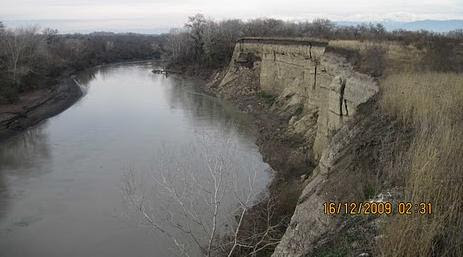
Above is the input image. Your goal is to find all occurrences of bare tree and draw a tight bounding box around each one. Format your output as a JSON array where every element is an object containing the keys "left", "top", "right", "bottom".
[
  {"left": 1, "top": 26, "right": 43, "bottom": 85},
  {"left": 122, "top": 133, "right": 282, "bottom": 257},
  {"left": 185, "top": 14, "right": 207, "bottom": 61},
  {"left": 311, "top": 18, "right": 334, "bottom": 38},
  {"left": 166, "top": 28, "right": 193, "bottom": 64}
]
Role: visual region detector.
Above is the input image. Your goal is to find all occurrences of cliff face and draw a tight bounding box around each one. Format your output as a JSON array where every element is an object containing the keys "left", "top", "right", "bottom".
[
  {"left": 209, "top": 38, "right": 383, "bottom": 256},
  {"left": 214, "top": 38, "right": 378, "bottom": 161}
]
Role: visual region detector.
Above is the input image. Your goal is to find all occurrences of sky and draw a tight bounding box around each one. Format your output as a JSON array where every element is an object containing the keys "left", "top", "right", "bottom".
[{"left": 1, "top": 0, "right": 463, "bottom": 33}]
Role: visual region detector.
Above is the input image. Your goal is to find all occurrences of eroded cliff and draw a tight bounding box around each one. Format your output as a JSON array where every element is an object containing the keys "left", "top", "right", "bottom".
[{"left": 206, "top": 37, "right": 396, "bottom": 256}]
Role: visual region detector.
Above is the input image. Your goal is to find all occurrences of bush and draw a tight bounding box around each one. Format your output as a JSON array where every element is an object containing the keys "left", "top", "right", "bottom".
[
  {"left": 0, "top": 83, "right": 19, "bottom": 103},
  {"left": 257, "top": 91, "right": 277, "bottom": 105},
  {"left": 421, "top": 38, "right": 462, "bottom": 72},
  {"left": 360, "top": 45, "right": 386, "bottom": 77}
]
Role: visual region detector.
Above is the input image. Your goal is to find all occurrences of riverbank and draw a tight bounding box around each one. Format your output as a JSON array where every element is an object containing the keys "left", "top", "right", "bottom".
[
  {"left": 0, "top": 59, "right": 163, "bottom": 143},
  {"left": 0, "top": 77, "right": 83, "bottom": 142},
  {"left": 165, "top": 61, "right": 314, "bottom": 256}
]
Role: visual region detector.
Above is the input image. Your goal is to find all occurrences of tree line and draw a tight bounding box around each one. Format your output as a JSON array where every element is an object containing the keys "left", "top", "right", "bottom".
[
  {"left": 164, "top": 14, "right": 463, "bottom": 71},
  {"left": 0, "top": 22, "right": 163, "bottom": 103},
  {"left": 1, "top": 16, "right": 462, "bottom": 102}
]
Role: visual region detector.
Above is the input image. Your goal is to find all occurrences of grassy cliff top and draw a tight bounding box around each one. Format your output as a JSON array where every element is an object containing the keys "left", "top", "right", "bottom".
[{"left": 237, "top": 37, "right": 328, "bottom": 47}]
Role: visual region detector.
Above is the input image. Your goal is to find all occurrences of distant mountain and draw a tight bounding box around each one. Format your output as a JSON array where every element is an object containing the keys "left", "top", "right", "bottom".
[{"left": 336, "top": 20, "right": 463, "bottom": 33}]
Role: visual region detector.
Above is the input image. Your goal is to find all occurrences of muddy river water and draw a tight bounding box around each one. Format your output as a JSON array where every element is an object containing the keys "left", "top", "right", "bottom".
[{"left": 0, "top": 62, "right": 271, "bottom": 257}]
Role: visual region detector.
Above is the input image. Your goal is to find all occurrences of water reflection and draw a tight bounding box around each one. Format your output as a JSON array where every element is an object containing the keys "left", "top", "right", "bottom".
[
  {"left": 164, "top": 75, "right": 252, "bottom": 137},
  {"left": 0, "top": 123, "right": 51, "bottom": 223},
  {"left": 0, "top": 124, "right": 51, "bottom": 171},
  {"left": 0, "top": 170, "right": 9, "bottom": 222},
  {"left": 75, "top": 70, "right": 96, "bottom": 87}
]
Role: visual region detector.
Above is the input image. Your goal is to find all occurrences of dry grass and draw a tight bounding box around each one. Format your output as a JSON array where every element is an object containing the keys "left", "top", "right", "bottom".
[
  {"left": 328, "top": 40, "right": 423, "bottom": 74},
  {"left": 379, "top": 73, "right": 463, "bottom": 257},
  {"left": 381, "top": 73, "right": 463, "bottom": 126}
]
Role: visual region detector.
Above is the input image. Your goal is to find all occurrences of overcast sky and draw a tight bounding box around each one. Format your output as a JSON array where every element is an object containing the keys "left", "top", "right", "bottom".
[{"left": 1, "top": 0, "right": 463, "bottom": 33}]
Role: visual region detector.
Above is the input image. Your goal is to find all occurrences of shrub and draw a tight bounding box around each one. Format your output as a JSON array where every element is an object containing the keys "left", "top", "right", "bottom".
[
  {"left": 257, "top": 91, "right": 277, "bottom": 105},
  {"left": 0, "top": 85, "right": 19, "bottom": 103},
  {"left": 421, "top": 38, "right": 462, "bottom": 72},
  {"left": 360, "top": 45, "right": 386, "bottom": 77}
]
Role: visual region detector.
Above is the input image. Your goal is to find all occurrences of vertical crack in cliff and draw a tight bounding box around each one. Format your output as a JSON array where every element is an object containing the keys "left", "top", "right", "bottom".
[
  {"left": 312, "top": 57, "right": 320, "bottom": 90},
  {"left": 313, "top": 65, "right": 317, "bottom": 90},
  {"left": 339, "top": 78, "right": 347, "bottom": 116}
]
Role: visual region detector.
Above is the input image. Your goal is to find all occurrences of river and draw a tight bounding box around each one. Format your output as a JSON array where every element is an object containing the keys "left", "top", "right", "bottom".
[{"left": 0, "top": 62, "right": 271, "bottom": 257}]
